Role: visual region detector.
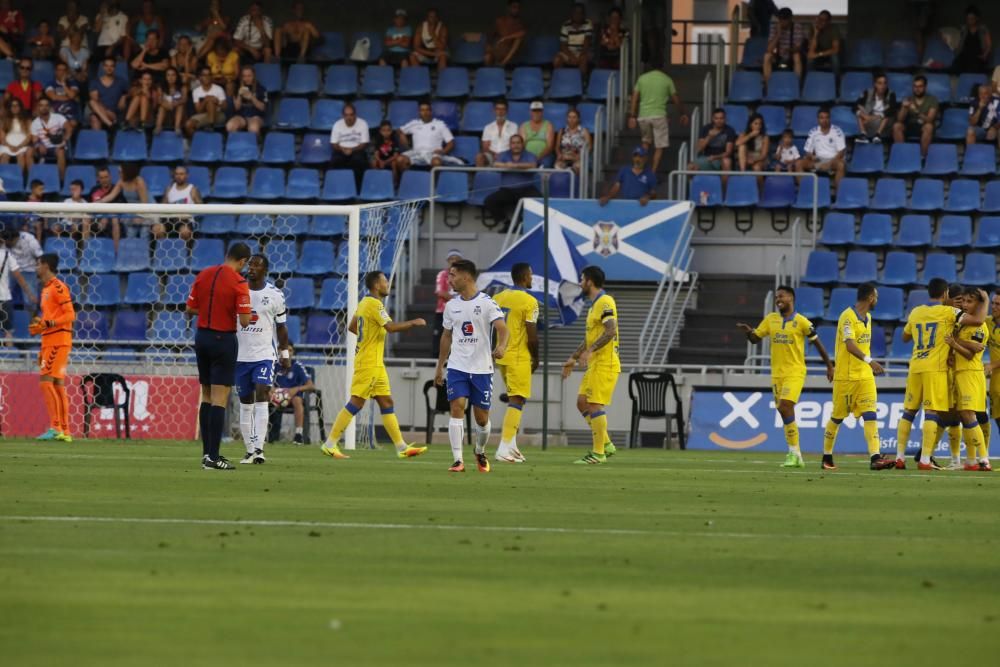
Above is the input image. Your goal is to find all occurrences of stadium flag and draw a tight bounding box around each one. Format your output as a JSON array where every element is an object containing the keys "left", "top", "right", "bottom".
[{"left": 477, "top": 222, "right": 588, "bottom": 327}]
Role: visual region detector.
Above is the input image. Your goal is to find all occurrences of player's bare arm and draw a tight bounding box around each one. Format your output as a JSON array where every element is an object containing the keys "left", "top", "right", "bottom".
[
  {"left": 579, "top": 318, "right": 617, "bottom": 368},
  {"left": 435, "top": 329, "right": 453, "bottom": 386},
  {"left": 845, "top": 337, "right": 884, "bottom": 375},
  {"left": 959, "top": 290, "right": 989, "bottom": 326},
  {"left": 563, "top": 340, "right": 587, "bottom": 378},
  {"left": 737, "top": 322, "right": 762, "bottom": 343},
  {"left": 526, "top": 321, "right": 539, "bottom": 372},
  {"left": 347, "top": 313, "right": 359, "bottom": 335},
  {"left": 945, "top": 335, "right": 976, "bottom": 360},
  {"left": 492, "top": 318, "right": 509, "bottom": 360},
  {"left": 385, "top": 317, "right": 426, "bottom": 333},
  {"left": 811, "top": 336, "right": 835, "bottom": 381}
]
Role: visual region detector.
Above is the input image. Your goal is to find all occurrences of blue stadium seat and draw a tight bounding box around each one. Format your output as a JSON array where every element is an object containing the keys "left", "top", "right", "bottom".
[
  {"left": 795, "top": 286, "right": 825, "bottom": 320},
  {"left": 975, "top": 216, "right": 1000, "bottom": 249},
  {"left": 224, "top": 132, "right": 260, "bottom": 163},
  {"left": 191, "top": 239, "right": 224, "bottom": 270},
  {"left": 764, "top": 71, "right": 799, "bottom": 103},
  {"left": 432, "top": 101, "right": 460, "bottom": 131},
  {"left": 298, "top": 133, "right": 332, "bottom": 165},
  {"left": 149, "top": 131, "right": 184, "bottom": 162},
  {"left": 848, "top": 143, "right": 884, "bottom": 174},
  {"left": 84, "top": 273, "right": 120, "bottom": 306},
  {"left": 318, "top": 278, "right": 348, "bottom": 310},
  {"left": 275, "top": 97, "right": 310, "bottom": 130},
  {"left": 982, "top": 181, "right": 1000, "bottom": 213},
  {"left": 830, "top": 106, "right": 858, "bottom": 138},
  {"left": 870, "top": 177, "right": 907, "bottom": 211},
  {"left": 937, "top": 215, "right": 973, "bottom": 248},
  {"left": 148, "top": 311, "right": 189, "bottom": 342},
  {"left": 74, "top": 129, "right": 109, "bottom": 161},
  {"left": 140, "top": 165, "right": 170, "bottom": 198},
  {"left": 273, "top": 214, "right": 309, "bottom": 236},
  {"left": 398, "top": 66, "right": 431, "bottom": 97},
  {"left": 266, "top": 240, "right": 297, "bottom": 274},
  {"left": 249, "top": 168, "right": 285, "bottom": 201},
  {"left": 228, "top": 239, "right": 260, "bottom": 255},
  {"left": 758, "top": 176, "right": 796, "bottom": 209},
  {"left": 236, "top": 210, "right": 273, "bottom": 238},
  {"left": 61, "top": 164, "right": 96, "bottom": 195},
  {"left": 76, "top": 311, "right": 109, "bottom": 340},
  {"left": 460, "top": 101, "right": 494, "bottom": 133},
  {"left": 587, "top": 69, "right": 616, "bottom": 101},
  {"left": 361, "top": 65, "right": 395, "bottom": 96},
  {"left": 388, "top": 100, "right": 419, "bottom": 129},
  {"left": 833, "top": 178, "right": 869, "bottom": 210},
  {"left": 825, "top": 288, "right": 856, "bottom": 321},
  {"left": 740, "top": 36, "right": 767, "bottom": 68},
  {"left": 803, "top": 250, "right": 840, "bottom": 284},
  {"left": 189, "top": 131, "right": 224, "bottom": 163},
  {"left": 298, "top": 240, "right": 335, "bottom": 275},
  {"left": 313, "top": 31, "right": 346, "bottom": 62},
  {"left": 187, "top": 166, "right": 212, "bottom": 195},
  {"left": 310, "top": 215, "right": 346, "bottom": 237},
  {"left": 801, "top": 72, "right": 836, "bottom": 103},
  {"left": 549, "top": 68, "right": 583, "bottom": 100},
  {"left": 286, "top": 168, "right": 322, "bottom": 200},
  {"left": 690, "top": 175, "right": 723, "bottom": 206},
  {"left": 815, "top": 325, "right": 836, "bottom": 353},
  {"left": 323, "top": 64, "right": 358, "bottom": 97},
  {"left": 924, "top": 72, "right": 951, "bottom": 103},
  {"left": 844, "top": 251, "right": 877, "bottom": 284},
  {"left": 955, "top": 73, "right": 987, "bottom": 104},
  {"left": 856, "top": 213, "right": 893, "bottom": 248},
  {"left": 961, "top": 253, "right": 996, "bottom": 287},
  {"left": 790, "top": 105, "right": 819, "bottom": 136},
  {"left": 152, "top": 238, "right": 189, "bottom": 272},
  {"left": 305, "top": 314, "right": 339, "bottom": 345},
  {"left": 349, "top": 31, "right": 384, "bottom": 63},
  {"left": 885, "top": 143, "right": 921, "bottom": 175},
  {"left": 541, "top": 102, "right": 569, "bottom": 129},
  {"left": 908, "top": 179, "right": 944, "bottom": 212},
  {"left": 756, "top": 105, "right": 787, "bottom": 135},
  {"left": 452, "top": 136, "right": 480, "bottom": 165},
  {"left": 467, "top": 171, "right": 502, "bottom": 206},
  {"left": 397, "top": 170, "right": 432, "bottom": 201},
  {"left": 123, "top": 272, "right": 159, "bottom": 305},
  {"left": 872, "top": 287, "right": 904, "bottom": 322},
  {"left": 509, "top": 67, "right": 544, "bottom": 101},
  {"left": 517, "top": 35, "right": 560, "bottom": 65},
  {"left": 886, "top": 72, "right": 912, "bottom": 100},
  {"left": 508, "top": 101, "right": 530, "bottom": 125},
  {"left": 885, "top": 40, "right": 919, "bottom": 69},
  {"left": 722, "top": 104, "right": 749, "bottom": 133},
  {"left": 260, "top": 132, "right": 296, "bottom": 165},
  {"left": 451, "top": 38, "right": 485, "bottom": 66},
  {"left": 937, "top": 107, "right": 969, "bottom": 141},
  {"left": 254, "top": 62, "right": 282, "bottom": 93},
  {"left": 320, "top": 169, "right": 357, "bottom": 201},
  {"left": 472, "top": 67, "right": 507, "bottom": 99},
  {"left": 921, "top": 254, "right": 958, "bottom": 284},
  {"left": 882, "top": 251, "right": 918, "bottom": 286},
  {"left": 890, "top": 327, "right": 913, "bottom": 359},
  {"left": 354, "top": 99, "right": 384, "bottom": 127},
  {"left": 723, "top": 175, "right": 759, "bottom": 207},
  {"left": 113, "top": 238, "right": 150, "bottom": 272},
  {"left": 897, "top": 214, "right": 933, "bottom": 247},
  {"left": 331, "top": 244, "right": 348, "bottom": 274},
  {"left": 0, "top": 163, "right": 23, "bottom": 193},
  {"left": 283, "top": 277, "right": 316, "bottom": 310},
  {"left": 961, "top": 144, "right": 996, "bottom": 177},
  {"left": 821, "top": 212, "right": 854, "bottom": 246},
  {"left": 308, "top": 99, "right": 344, "bottom": 133},
  {"left": 79, "top": 238, "right": 115, "bottom": 273},
  {"left": 435, "top": 172, "right": 469, "bottom": 203},
  {"left": 728, "top": 71, "right": 762, "bottom": 104},
  {"left": 870, "top": 325, "right": 888, "bottom": 357},
  {"left": 838, "top": 71, "right": 872, "bottom": 103},
  {"left": 283, "top": 314, "right": 302, "bottom": 345},
  {"left": 922, "top": 144, "right": 958, "bottom": 176},
  {"left": 436, "top": 67, "right": 470, "bottom": 98},
  {"left": 906, "top": 289, "right": 931, "bottom": 314},
  {"left": 285, "top": 64, "right": 320, "bottom": 95},
  {"left": 847, "top": 38, "right": 883, "bottom": 69},
  {"left": 29, "top": 164, "right": 60, "bottom": 194},
  {"left": 212, "top": 167, "right": 248, "bottom": 200},
  {"left": 111, "top": 129, "right": 147, "bottom": 162},
  {"left": 198, "top": 215, "right": 236, "bottom": 235},
  {"left": 44, "top": 237, "right": 76, "bottom": 269},
  {"left": 944, "top": 179, "right": 981, "bottom": 213}
]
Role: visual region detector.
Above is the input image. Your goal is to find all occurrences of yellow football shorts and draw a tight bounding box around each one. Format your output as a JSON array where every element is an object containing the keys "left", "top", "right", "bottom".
[
  {"left": 771, "top": 375, "right": 805, "bottom": 404},
  {"left": 990, "top": 374, "right": 1000, "bottom": 418},
  {"left": 903, "top": 371, "right": 950, "bottom": 412},
  {"left": 350, "top": 366, "right": 391, "bottom": 399},
  {"left": 831, "top": 378, "right": 878, "bottom": 420},
  {"left": 499, "top": 362, "right": 532, "bottom": 399},
  {"left": 954, "top": 370, "right": 987, "bottom": 412},
  {"left": 579, "top": 365, "right": 619, "bottom": 406}
]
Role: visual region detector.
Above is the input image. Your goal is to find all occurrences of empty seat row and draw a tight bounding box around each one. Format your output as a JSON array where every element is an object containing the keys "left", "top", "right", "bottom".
[
  {"left": 848, "top": 143, "right": 996, "bottom": 177},
  {"left": 821, "top": 212, "right": 1000, "bottom": 249},
  {"left": 804, "top": 250, "right": 998, "bottom": 288}
]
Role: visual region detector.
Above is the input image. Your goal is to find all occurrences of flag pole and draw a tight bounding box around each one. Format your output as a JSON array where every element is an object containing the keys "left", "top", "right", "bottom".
[{"left": 542, "top": 176, "right": 550, "bottom": 451}]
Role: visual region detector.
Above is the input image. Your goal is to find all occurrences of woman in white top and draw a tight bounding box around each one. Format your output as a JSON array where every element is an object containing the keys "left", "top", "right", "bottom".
[
  {"left": 554, "top": 108, "right": 592, "bottom": 174},
  {"left": 408, "top": 8, "right": 448, "bottom": 69},
  {"left": 0, "top": 98, "right": 34, "bottom": 174}
]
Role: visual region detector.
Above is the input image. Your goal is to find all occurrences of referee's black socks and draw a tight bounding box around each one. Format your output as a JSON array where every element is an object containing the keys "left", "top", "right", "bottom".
[
  {"left": 199, "top": 402, "right": 212, "bottom": 458},
  {"left": 209, "top": 406, "right": 227, "bottom": 460}
]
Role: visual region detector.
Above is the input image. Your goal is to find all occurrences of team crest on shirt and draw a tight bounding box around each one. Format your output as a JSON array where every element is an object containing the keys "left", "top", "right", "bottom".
[
  {"left": 592, "top": 221, "right": 620, "bottom": 257},
  {"left": 462, "top": 321, "right": 474, "bottom": 336},
  {"left": 249, "top": 310, "right": 260, "bottom": 324},
  {"left": 261, "top": 296, "right": 270, "bottom": 306},
  {"left": 473, "top": 305, "right": 481, "bottom": 315}
]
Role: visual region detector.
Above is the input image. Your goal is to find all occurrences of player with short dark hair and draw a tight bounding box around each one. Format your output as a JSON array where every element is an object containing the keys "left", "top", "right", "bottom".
[
  {"left": 30, "top": 253, "right": 75, "bottom": 441},
  {"left": 186, "top": 242, "right": 252, "bottom": 470},
  {"left": 945, "top": 287, "right": 991, "bottom": 471}
]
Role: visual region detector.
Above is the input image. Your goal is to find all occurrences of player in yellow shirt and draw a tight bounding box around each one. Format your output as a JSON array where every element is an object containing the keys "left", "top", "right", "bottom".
[
  {"left": 984, "top": 293, "right": 1000, "bottom": 464},
  {"left": 562, "top": 266, "right": 620, "bottom": 465},
  {"left": 492, "top": 263, "right": 539, "bottom": 464},
  {"left": 894, "top": 278, "right": 987, "bottom": 470},
  {"left": 945, "top": 287, "right": 992, "bottom": 471},
  {"left": 322, "top": 271, "right": 428, "bottom": 460},
  {"left": 737, "top": 285, "right": 833, "bottom": 468},
  {"left": 815, "top": 283, "right": 897, "bottom": 470}
]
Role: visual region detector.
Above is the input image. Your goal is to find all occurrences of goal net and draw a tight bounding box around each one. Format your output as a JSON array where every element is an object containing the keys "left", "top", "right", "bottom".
[{"left": 0, "top": 199, "right": 423, "bottom": 450}]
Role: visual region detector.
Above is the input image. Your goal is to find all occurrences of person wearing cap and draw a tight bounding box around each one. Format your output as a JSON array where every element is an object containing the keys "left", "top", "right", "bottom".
[
  {"left": 381, "top": 9, "right": 412, "bottom": 67},
  {"left": 628, "top": 54, "right": 688, "bottom": 174},
  {"left": 519, "top": 100, "right": 555, "bottom": 165},
  {"left": 476, "top": 98, "right": 518, "bottom": 167},
  {"left": 273, "top": 1, "right": 319, "bottom": 63},
  {"left": 433, "top": 249, "right": 464, "bottom": 356},
  {"left": 599, "top": 147, "right": 656, "bottom": 207},
  {"left": 484, "top": 0, "right": 526, "bottom": 67},
  {"left": 483, "top": 134, "right": 540, "bottom": 231}
]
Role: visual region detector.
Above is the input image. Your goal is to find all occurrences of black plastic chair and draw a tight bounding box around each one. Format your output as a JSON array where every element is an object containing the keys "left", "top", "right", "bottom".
[
  {"left": 628, "top": 372, "right": 685, "bottom": 449},
  {"left": 81, "top": 373, "right": 131, "bottom": 439},
  {"left": 423, "top": 379, "right": 472, "bottom": 445}
]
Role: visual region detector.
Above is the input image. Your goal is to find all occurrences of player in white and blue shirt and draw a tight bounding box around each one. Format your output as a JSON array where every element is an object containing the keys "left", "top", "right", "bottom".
[
  {"left": 435, "top": 259, "right": 509, "bottom": 473},
  {"left": 235, "top": 256, "right": 289, "bottom": 464}
]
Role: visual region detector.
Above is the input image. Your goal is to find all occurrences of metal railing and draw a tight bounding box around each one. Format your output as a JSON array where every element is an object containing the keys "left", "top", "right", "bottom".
[
  {"left": 638, "top": 223, "right": 696, "bottom": 367},
  {"left": 773, "top": 217, "right": 804, "bottom": 292}
]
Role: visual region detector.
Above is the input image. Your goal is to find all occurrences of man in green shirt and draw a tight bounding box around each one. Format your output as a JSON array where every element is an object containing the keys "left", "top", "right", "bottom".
[
  {"left": 892, "top": 75, "right": 939, "bottom": 156},
  {"left": 627, "top": 55, "right": 688, "bottom": 174}
]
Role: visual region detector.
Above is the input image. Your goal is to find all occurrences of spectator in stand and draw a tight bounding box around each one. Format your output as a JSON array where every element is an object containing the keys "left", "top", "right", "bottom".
[
  {"left": 688, "top": 107, "right": 736, "bottom": 174},
  {"left": 31, "top": 98, "right": 72, "bottom": 181},
  {"left": 772, "top": 129, "right": 800, "bottom": 172},
  {"left": 155, "top": 67, "right": 186, "bottom": 135},
  {"left": 0, "top": 97, "right": 33, "bottom": 174},
  {"left": 87, "top": 165, "right": 121, "bottom": 245},
  {"left": 519, "top": 100, "right": 555, "bottom": 165},
  {"left": 100, "top": 162, "right": 149, "bottom": 242},
  {"left": 484, "top": 0, "right": 526, "bottom": 67},
  {"left": 124, "top": 70, "right": 156, "bottom": 130},
  {"left": 28, "top": 20, "right": 56, "bottom": 61},
  {"left": 893, "top": 75, "right": 939, "bottom": 157},
  {"left": 171, "top": 35, "right": 198, "bottom": 92},
  {"left": 409, "top": 8, "right": 448, "bottom": 70},
  {"left": 274, "top": 0, "right": 319, "bottom": 63},
  {"left": 94, "top": 1, "right": 131, "bottom": 61},
  {"left": 4, "top": 210, "right": 42, "bottom": 307},
  {"left": 0, "top": 225, "right": 38, "bottom": 340},
  {"left": 796, "top": 107, "right": 846, "bottom": 187},
  {"left": 993, "top": 61, "right": 1000, "bottom": 95},
  {"left": 59, "top": 29, "right": 90, "bottom": 87},
  {"left": 185, "top": 67, "right": 227, "bottom": 137},
  {"left": 476, "top": 99, "right": 518, "bottom": 167},
  {"left": 484, "top": 134, "right": 539, "bottom": 231},
  {"left": 628, "top": 55, "right": 689, "bottom": 174},
  {"left": 966, "top": 83, "right": 999, "bottom": 146},
  {"left": 599, "top": 146, "right": 656, "bottom": 206},
  {"left": 207, "top": 37, "right": 240, "bottom": 97},
  {"left": 854, "top": 72, "right": 897, "bottom": 143},
  {"left": 227, "top": 66, "right": 268, "bottom": 136},
  {"left": 432, "top": 249, "right": 463, "bottom": 356},
  {"left": 762, "top": 7, "right": 804, "bottom": 84},
  {"left": 130, "top": 29, "right": 170, "bottom": 86},
  {"left": 5, "top": 59, "right": 42, "bottom": 114},
  {"left": 953, "top": 5, "right": 991, "bottom": 75},
  {"left": 0, "top": 0, "right": 24, "bottom": 55},
  {"left": 268, "top": 343, "right": 315, "bottom": 444},
  {"left": 396, "top": 100, "right": 459, "bottom": 172},
  {"left": 554, "top": 107, "right": 592, "bottom": 175},
  {"left": 25, "top": 180, "right": 45, "bottom": 242},
  {"left": 58, "top": 1, "right": 89, "bottom": 48},
  {"left": 129, "top": 0, "right": 165, "bottom": 52},
  {"left": 806, "top": 10, "right": 840, "bottom": 76},
  {"left": 59, "top": 179, "right": 89, "bottom": 239},
  {"left": 45, "top": 62, "right": 81, "bottom": 127},
  {"left": 747, "top": 0, "right": 778, "bottom": 38},
  {"left": 380, "top": 9, "right": 412, "bottom": 67},
  {"left": 596, "top": 6, "right": 628, "bottom": 69},
  {"left": 329, "top": 102, "right": 370, "bottom": 189},
  {"left": 233, "top": 1, "right": 274, "bottom": 63},
  {"left": 371, "top": 120, "right": 402, "bottom": 181},
  {"left": 88, "top": 57, "right": 128, "bottom": 130},
  {"left": 736, "top": 112, "right": 769, "bottom": 174},
  {"left": 553, "top": 2, "right": 593, "bottom": 73},
  {"left": 196, "top": 0, "right": 230, "bottom": 58},
  {"left": 155, "top": 165, "right": 201, "bottom": 240}
]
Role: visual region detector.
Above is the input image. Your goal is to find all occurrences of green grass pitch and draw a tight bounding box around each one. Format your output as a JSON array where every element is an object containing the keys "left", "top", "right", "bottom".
[{"left": 1, "top": 440, "right": 998, "bottom": 666}]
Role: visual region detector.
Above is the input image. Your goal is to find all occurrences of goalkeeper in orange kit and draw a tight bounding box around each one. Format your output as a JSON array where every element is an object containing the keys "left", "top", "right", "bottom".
[{"left": 29, "top": 253, "right": 75, "bottom": 441}]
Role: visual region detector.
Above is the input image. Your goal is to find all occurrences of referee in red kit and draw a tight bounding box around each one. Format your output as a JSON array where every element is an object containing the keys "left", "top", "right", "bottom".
[{"left": 186, "top": 242, "right": 252, "bottom": 470}]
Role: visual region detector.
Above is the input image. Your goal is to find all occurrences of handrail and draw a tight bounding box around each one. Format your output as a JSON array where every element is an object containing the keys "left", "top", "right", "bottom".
[
  {"left": 714, "top": 35, "right": 725, "bottom": 107},
  {"left": 688, "top": 107, "right": 701, "bottom": 154},
  {"left": 662, "top": 269, "right": 698, "bottom": 366},
  {"left": 592, "top": 106, "right": 605, "bottom": 199},
  {"left": 701, "top": 72, "right": 712, "bottom": 123}
]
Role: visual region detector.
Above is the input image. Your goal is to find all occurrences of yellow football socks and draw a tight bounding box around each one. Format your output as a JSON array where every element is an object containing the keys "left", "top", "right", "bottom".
[
  {"left": 328, "top": 403, "right": 360, "bottom": 444},
  {"left": 380, "top": 408, "right": 406, "bottom": 448},
  {"left": 781, "top": 414, "right": 799, "bottom": 455},
  {"left": 962, "top": 421, "right": 984, "bottom": 465},
  {"left": 590, "top": 411, "right": 608, "bottom": 456},
  {"left": 979, "top": 417, "right": 991, "bottom": 460},
  {"left": 920, "top": 417, "right": 940, "bottom": 462},
  {"left": 863, "top": 418, "right": 880, "bottom": 456},
  {"left": 896, "top": 411, "right": 915, "bottom": 459},
  {"left": 822, "top": 419, "right": 841, "bottom": 455},
  {"left": 502, "top": 405, "right": 523, "bottom": 443},
  {"left": 948, "top": 423, "right": 962, "bottom": 461}
]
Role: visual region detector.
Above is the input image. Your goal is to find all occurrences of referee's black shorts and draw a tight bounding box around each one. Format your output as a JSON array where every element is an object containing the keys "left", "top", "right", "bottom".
[{"left": 195, "top": 328, "right": 238, "bottom": 386}]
